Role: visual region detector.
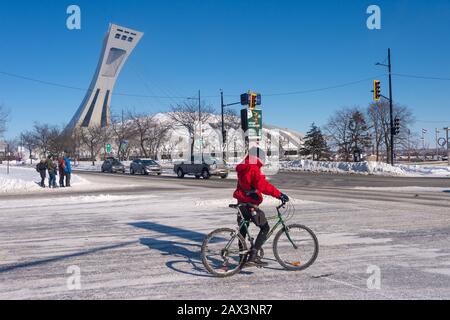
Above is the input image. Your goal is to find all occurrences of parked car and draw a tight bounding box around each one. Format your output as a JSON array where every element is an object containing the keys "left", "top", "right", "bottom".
[
  {"left": 174, "top": 156, "right": 228, "bottom": 179},
  {"left": 101, "top": 158, "right": 125, "bottom": 173},
  {"left": 130, "top": 159, "right": 162, "bottom": 175}
]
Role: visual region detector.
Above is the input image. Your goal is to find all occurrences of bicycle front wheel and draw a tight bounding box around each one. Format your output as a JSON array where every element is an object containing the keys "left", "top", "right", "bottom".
[
  {"left": 201, "top": 228, "right": 248, "bottom": 277},
  {"left": 273, "top": 224, "right": 319, "bottom": 271}
]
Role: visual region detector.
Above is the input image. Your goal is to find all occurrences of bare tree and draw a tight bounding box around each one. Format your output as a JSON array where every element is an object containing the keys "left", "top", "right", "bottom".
[
  {"left": 110, "top": 112, "right": 136, "bottom": 161},
  {"left": 32, "top": 123, "right": 54, "bottom": 158},
  {"left": 325, "top": 107, "right": 371, "bottom": 161},
  {"left": 367, "top": 103, "right": 385, "bottom": 161},
  {"left": 168, "top": 100, "right": 214, "bottom": 161},
  {"left": 78, "top": 126, "right": 107, "bottom": 165},
  {"left": 366, "top": 101, "right": 414, "bottom": 162},
  {"left": 127, "top": 111, "right": 172, "bottom": 159},
  {"left": 0, "top": 104, "right": 10, "bottom": 137},
  {"left": 20, "top": 131, "right": 37, "bottom": 164},
  {"left": 325, "top": 107, "right": 355, "bottom": 161}
]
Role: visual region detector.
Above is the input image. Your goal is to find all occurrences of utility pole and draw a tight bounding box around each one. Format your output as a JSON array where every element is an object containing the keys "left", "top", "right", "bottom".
[
  {"left": 444, "top": 127, "right": 450, "bottom": 166},
  {"left": 407, "top": 129, "right": 411, "bottom": 163},
  {"left": 121, "top": 108, "right": 124, "bottom": 161},
  {"left": 375, "top": 48, "right": 395, "bottom": 165},
  {"left": 6, "top": 143, "right": 10, "bottom": 175},
  {"left": 220, "top": 90, "right": 225, "bottom": 162},
  {"left": 198, "top": 90, "right": 202, "bottom": 162},
  {"left": 435, "top": 128, "right": 440, "bottom": 159},
  {"left": 220, "top": 90, "right": 241, "bottom": 163},
  {"left": 388, "top": 48, "right": 394, "bottom": 165}
]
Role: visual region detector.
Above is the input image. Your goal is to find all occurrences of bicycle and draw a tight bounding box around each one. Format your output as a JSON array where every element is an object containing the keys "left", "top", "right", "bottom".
[{"left": 201, "top": 200, "right": 319, "bottom": 277}]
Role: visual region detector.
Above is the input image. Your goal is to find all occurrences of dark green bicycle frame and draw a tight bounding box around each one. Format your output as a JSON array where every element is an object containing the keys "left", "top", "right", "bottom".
[{"left": 231, "top": 205, "right": 298, "bottom": 252}]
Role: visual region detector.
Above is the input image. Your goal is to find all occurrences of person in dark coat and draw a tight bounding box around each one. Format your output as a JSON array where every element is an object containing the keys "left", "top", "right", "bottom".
[
  {"left": 63, "top": 154, "right": 72, "bottom": 187},
  {"left": 36, "top": 159, "right": 47, "bottom": 187},
  {"left": 47, "top": 155, "right": 58, "bottom": 188},
  {"left": 58, "top": 156, "right": 66, "bottom": 187}
]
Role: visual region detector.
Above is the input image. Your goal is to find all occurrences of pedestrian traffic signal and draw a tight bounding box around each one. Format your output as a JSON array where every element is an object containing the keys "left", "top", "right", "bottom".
[
  {"left": 373, "top": 80, "right": 381, "bottom": 101},
  {"left": 394, "top": 117, "right": 400, "bottom": 135}
]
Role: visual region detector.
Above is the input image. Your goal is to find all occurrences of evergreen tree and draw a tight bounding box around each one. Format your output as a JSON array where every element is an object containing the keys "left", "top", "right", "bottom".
[{"left": 300, "top": 123, "right": 329, "bottom": 160}]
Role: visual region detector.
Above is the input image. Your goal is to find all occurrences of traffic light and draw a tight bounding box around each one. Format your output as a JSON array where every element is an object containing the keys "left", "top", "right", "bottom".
[
  {"left": 240, "top": 92, "right": 261, "bottom": 107},
  {"left": 373, "top": 80, "right": 381, "bottom": 101},
  {"left": 249, "top": 93, "right": 257, "bottom": 109},
  {"left": 240, "top": 93, "right": 249, "bottom": 106},
  {"left": 394, "top": 117, "right": 400, "bottom": 135}
]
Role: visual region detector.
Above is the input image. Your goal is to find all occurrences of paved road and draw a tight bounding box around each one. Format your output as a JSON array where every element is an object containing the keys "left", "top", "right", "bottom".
[
  {"left": 67, "top": 170, "right": 449, "bottom": 208},
  {"left": 0, "top": 171, "right": 449, "bottom": 299}
]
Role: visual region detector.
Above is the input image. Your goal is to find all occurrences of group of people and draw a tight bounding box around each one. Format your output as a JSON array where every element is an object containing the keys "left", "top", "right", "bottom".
[{"left": 36, "top": 154, "right": 72, "bottom": 188}]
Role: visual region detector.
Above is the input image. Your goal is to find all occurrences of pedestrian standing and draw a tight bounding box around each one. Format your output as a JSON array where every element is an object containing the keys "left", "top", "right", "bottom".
[
  {"left": 47, "top": 155, "right": 57, "bottom": 188},
  {"left": 36, "top": 159, "right": 47, "bottom": 188},
  {"left": 63, "top": 153, "right": 72, "bottom": 187},
  {"left": 58, "top": 156, "right": 66, "bottom": 187}
]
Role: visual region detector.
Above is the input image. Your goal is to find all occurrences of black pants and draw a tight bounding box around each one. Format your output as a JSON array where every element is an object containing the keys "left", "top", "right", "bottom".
[
  {"left": 237, "top": 204, "right": 270, "bottom": 251},
  {"left": 59, "top": 171, "right": 65, "bottom": 186},
  {"left": 65, "top": 173, "right": 71, "bottom": 187},
  {"left": 39, "top": 172, "right": 46, "bottom": 187}
]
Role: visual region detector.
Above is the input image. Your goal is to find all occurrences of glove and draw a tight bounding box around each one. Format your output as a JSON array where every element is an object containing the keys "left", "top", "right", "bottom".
[{"left": 279, "top": 193, "right": 289, "bottom": 203}]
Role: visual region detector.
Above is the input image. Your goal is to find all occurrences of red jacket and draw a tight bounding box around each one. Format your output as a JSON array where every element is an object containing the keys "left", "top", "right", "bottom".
[{"left": 233, "top": 156, "right": 281, "bottom": 205}]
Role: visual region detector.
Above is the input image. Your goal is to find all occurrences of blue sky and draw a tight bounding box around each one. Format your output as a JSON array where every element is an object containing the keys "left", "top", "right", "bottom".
[{"left": 1, "top": 0, "right": 450, "bottom": 144}]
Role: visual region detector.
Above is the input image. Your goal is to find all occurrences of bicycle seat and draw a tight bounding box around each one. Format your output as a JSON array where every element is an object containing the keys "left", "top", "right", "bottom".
[{"left": 229, "top": 203, "right": 258, "bottom": 209}]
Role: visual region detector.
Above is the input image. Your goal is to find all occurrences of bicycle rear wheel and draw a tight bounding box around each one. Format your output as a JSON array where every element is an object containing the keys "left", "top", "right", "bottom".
[
  {"left": 273, "top": 224, "right": 319, "bottom": 271},
  {"left": 201, "top": 228, "right": 248, "bottom": 277}
]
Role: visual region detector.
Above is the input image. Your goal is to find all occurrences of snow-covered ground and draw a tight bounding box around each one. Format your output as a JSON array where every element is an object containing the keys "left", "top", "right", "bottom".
[
  {"left": 0, "top": 165, "right": 91, "bottom": 193},
  {"left": 281, "top": 160, "right": 450, "bottom": 177},
  {"left": 0, "top": 184, "right": 449, "bottom": 299}
]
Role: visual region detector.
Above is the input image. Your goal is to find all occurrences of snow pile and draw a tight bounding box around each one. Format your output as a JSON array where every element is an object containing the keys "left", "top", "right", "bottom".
[
  {"left": 0, "top": 165, "right": 90, "bottom": 193},
  {"left": 395, "top": 164, "right": 450, "bottom": 177},
  {"left": 281, "top": 160, "right": 450, "bottom": 177}
]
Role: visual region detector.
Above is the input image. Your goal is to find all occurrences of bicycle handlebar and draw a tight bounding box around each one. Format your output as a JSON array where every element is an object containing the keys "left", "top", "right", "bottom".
[{"left": 276, "top": 199, "right": 288, "bottom": 211}]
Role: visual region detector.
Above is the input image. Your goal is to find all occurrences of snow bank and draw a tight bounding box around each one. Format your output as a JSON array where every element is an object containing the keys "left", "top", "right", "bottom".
[
  {"left": 281, "top": 160, "right": 450, "bottom": 177},
  {"left": 0, "top": 165, "right": 90, "bottom": 193}
]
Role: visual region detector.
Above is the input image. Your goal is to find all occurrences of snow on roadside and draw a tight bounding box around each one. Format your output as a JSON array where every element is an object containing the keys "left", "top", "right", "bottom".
[
  {"left": 0, "top": 194, "right": 156, "bottom": 209},
  {"left": 281, "top": 160, "right": 450, "bottom": 177},
  {"left": 353, "top": 186, "right": 449, "bottom": 193},
  {"left": 0, "top": 165, "right": 90, "bottom": 193}
]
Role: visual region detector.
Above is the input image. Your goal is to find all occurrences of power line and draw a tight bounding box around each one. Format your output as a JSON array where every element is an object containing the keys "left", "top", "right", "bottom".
[
  {"left": 0, "top": 69, "right": 388, "bottom": 100},
  {"left": 261, "top": 75, "right": 386, "bottom": 97},
  {"left": 416, "top": 120, "right": 450, "bottom": 124},
  {"left": 0, "top": 70, "right": 191, "bottom": 99},
  {"left": 393, "top": 73, "right": 450, "bottom": 81}
]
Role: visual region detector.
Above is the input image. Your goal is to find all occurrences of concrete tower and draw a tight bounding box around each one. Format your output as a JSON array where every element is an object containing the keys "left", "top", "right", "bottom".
[{"left": 68, "top": 24, "right": 144, "bottom": 129}]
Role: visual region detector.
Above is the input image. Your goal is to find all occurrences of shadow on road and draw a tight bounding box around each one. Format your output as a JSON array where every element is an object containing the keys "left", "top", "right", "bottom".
[
  {"left": 130, "top": 221, "right": 253, "bottom": 277},
  {"left": 0, "top": 241, "right": 137, "bottom": 274}
]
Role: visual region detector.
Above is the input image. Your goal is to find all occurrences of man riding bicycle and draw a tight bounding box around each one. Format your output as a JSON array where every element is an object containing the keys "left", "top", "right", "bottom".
[{"left": 233, "top": 146, "right": 289, "bottom": 267}]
